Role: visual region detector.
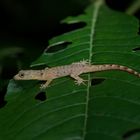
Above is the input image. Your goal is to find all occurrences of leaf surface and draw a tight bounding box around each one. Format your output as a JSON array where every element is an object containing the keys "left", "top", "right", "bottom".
[{"left": 1, "top": 0, "right": 140, "bottom": 140}]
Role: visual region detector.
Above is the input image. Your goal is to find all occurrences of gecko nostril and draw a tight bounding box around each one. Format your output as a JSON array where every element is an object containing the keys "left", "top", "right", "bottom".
[
  {"left": 91, "top": 78, "right": 106, "bottom": 86},
  {"left": 35, "top": 92, "right": 47, "bottom": 101}
]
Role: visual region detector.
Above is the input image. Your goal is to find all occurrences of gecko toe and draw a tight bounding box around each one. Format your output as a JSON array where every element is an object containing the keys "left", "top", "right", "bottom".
[
  {"left": 80, "top": 59, "right": 90, "bottom": 65},
  {"left": 74, "top": 79, "right": 87, "bottom": 86},
  {"left": 40, "top": 84, "right": 47, "bottom": 89}
]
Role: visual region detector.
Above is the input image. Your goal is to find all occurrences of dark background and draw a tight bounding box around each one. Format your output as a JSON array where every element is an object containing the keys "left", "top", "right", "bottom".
[{"left": 0, "top": 0, "right": 139, "bottom": 106}]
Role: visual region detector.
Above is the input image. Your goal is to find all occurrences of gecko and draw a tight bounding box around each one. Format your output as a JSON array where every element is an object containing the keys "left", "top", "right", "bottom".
[{"left": 14, "top": 60, "right": 140, "bottom": 89}]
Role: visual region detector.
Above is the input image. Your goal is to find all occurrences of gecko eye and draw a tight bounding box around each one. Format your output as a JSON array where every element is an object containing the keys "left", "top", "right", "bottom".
[{"left": 19, "top": 72, "right": 24, "bottom": 78}]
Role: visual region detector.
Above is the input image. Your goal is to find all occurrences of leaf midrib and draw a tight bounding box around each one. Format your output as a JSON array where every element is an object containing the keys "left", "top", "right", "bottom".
[{"left": 83, "top": 0, "right": 103, "bottom": 139}]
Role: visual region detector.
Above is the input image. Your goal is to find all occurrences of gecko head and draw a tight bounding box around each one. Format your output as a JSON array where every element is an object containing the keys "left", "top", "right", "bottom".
[{"left": 14, "top": 70, "right": 44, "bottom": 80}]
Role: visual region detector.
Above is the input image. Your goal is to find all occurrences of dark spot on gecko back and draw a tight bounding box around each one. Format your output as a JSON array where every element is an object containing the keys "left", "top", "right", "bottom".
[
  {"left": 35, "top": 92, "right": 47, "bottom": 101},
  {"left": 91, "top": 78, "right": 106, "bottom": 86},
  {"left": 45, "top": 41, "right": 72, "bottom": 53},
  {"left": 123, "top": 128, "right": 140, "bottom": 140}
]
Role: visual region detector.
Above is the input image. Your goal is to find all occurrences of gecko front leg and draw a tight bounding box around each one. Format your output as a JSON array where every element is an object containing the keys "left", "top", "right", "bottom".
[
  {"left": 70, "top": 74, "right": 87, "bottom": 85},
  {"left": 40, "top": 79, "right": 53, "bottom": 89}
]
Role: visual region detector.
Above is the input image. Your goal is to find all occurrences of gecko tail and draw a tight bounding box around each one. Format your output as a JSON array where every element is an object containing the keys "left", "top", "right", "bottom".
[{"left": 93, "top": 64, "right": 140, "bottom": 77}]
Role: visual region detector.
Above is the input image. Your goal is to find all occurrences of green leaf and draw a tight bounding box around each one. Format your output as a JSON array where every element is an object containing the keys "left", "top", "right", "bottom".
[{"left": 1, "top": 0, "right": 140, "bottom": 139}]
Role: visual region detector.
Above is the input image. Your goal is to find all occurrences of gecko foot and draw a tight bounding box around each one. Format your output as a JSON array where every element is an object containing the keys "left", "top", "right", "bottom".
[
  {"left": 74, "top": 79, "right": 87, "bottom": 86},
  {"left": 40, "top": 83, "right": 50, "bottom": 89},
  {"left": 80, "top": 59, "right": 90, "bottom": 65},
  {"left": 73, "top": 59, "right": 90, "bottom": 65},
  {"left": 40, "top": 84, "right": 48, "bottom": 89},
  {"left": 40, "top": 80, "right": 52, "bottom": 89}
]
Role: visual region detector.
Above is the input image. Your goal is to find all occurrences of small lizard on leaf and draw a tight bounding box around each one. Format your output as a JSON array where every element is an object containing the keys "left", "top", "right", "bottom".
[{"left": 14, "top": 60, "right": 140, "bottom": 89}]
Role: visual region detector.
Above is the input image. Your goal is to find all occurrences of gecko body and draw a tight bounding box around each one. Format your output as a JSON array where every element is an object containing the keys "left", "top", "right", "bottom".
[{"left": 14, "top": 60, "right": 140, "bottom": 89}]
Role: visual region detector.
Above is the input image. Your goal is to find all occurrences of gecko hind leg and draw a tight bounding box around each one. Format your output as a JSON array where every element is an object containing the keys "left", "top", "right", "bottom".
[
  {"left": 70, "top": 74, "right": 87, "bottom": 86},
  {"left": 40, "top": 79, "right": 53, "bottom": 89}
]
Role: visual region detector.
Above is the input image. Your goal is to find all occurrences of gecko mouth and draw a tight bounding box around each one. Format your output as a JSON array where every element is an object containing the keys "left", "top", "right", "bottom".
[
  {"left": 13, "top": 75, "right": 23, "bottom": 80},
  {"left": 13, "top": 75, "right": 18, "bottom": 80}
]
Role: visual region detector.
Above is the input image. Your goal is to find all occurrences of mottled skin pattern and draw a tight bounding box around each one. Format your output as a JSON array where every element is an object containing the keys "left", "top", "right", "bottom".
[{"left": 14, "top": 60, "right": 140, "bottom": 89}]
